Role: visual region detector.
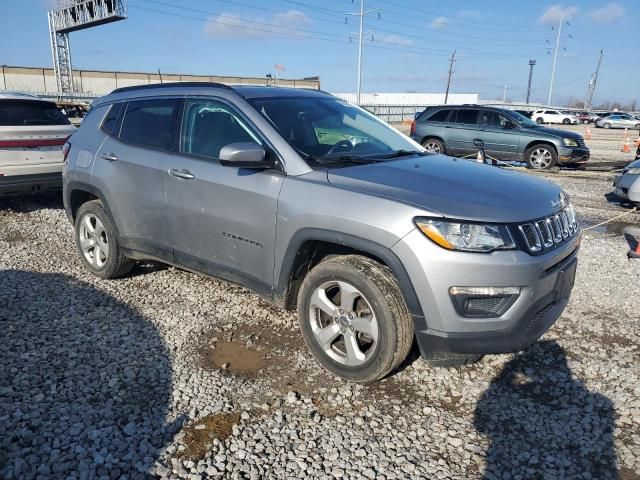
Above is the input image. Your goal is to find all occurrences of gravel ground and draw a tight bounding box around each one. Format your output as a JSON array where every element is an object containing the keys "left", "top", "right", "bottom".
[{"left": 1, "top": 187, "right": 639, "bottom": 480}]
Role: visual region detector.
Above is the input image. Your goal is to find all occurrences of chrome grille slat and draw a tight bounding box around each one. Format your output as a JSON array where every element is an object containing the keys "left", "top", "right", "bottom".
[{"left": 518, "top": 204, "right": 580, "bottom": 254}]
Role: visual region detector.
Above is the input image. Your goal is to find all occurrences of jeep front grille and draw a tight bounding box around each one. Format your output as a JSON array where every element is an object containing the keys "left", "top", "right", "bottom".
[{"left": 517, "top": 205, "right": 579, "bottom": 253}]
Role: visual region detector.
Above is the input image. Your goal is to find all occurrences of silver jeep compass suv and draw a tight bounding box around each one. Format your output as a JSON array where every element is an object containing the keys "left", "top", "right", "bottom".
[{"left": 63, "top": 83, "right": 580, "bottom": 383}]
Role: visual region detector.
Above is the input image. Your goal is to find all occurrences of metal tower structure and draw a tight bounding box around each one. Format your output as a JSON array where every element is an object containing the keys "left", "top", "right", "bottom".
[
  {"left": 48, "top": 0, "right": 127, "bottom": 97},
  {"left": 586, "top": 50, "right": 604, "bottom": 111}
]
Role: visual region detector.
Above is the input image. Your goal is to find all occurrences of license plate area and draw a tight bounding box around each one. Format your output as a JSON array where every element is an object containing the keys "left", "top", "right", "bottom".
[{"left": 555, "top": 259, "right": 577, "bottom": 301}]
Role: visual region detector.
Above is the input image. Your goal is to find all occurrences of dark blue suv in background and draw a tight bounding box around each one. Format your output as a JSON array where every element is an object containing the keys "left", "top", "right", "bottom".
[{"left": 410, "top": 105, "right": 589, "bottom": 170}]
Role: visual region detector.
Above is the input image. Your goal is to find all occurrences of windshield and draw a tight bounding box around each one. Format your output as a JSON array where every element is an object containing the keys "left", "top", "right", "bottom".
[
  {"left": 248, "top": 96, "right": 425, "bottom": 162},
  {"left": 509, "top": 110, "right": 538, "bottom": 127}
]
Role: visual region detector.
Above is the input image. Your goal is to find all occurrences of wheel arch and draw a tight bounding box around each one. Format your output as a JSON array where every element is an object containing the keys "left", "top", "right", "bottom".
[
  {"left": 276, "top": 229, "right": 425, "bottom": 323},
  {"left": 65, "top": 181, "right": 116, "bottom": 227},
  {"left": 523, "top": 140, "right": 558, "bottom": 155},
  {"left": 420, "top": 135, "right": 446, "bottom": 150}
]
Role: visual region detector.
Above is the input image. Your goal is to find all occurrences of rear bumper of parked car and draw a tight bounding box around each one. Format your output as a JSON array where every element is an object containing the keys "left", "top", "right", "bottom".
[
  {"left": 558, "top": 147, "right": 589, "bottom": 165},
  {"left": 0, "top": 172, "right": 62, "bottom": 196},
  {"left": 393, "top": 228, "right": 580, "bottom": 358}
]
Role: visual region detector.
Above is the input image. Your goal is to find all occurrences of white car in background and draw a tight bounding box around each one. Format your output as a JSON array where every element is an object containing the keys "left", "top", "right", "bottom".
[
  {"left": 0, "top": 93, "right": 76, "bottom": 196},
  {"left": 531, "top": 110, "right": 578, "bottom": 125},
  {"left": 613, "top": 158, "right": 640, "bottom": 205}
]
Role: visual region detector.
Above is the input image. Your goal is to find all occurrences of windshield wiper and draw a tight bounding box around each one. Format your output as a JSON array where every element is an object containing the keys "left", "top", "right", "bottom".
[
  {"left": 308, "top": 155, "right": 385, "bottom": 164},
  {"left": 373, "top": 149, "right": 427, "bottom": 159}
]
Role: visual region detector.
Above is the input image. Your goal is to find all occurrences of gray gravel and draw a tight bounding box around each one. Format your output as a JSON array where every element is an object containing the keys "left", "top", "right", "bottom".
[{"left": 0, "top": 191, "right": 639, "bottom": 479}]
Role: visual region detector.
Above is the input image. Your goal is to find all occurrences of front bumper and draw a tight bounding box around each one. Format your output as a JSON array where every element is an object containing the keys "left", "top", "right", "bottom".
[
  {"left": 392, "top": 228, "right": 580, "bottom": 358},
  {"left": 613, "top": 174, "right": 640, "bottom": 203},
  {"left": 558, "top": 146, "right": 589, "bottom": 164},
  {"left": 0, "top": 173, "right": 62, "bottom": 196}
]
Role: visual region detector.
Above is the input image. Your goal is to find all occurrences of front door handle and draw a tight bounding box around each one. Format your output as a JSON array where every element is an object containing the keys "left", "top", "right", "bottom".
[
  {"left": 100, "top": 152, "right": 118, "bottom": 161},
  {"left": 169, "top": 168, "right": 195, "bottom": 180}
]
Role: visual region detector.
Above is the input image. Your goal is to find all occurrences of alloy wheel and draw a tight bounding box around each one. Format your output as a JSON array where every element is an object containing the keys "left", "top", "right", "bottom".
[
  {"left": 423, "top": 141, "right": 441, "bottom": 153},
  {"left": 79, "top": 213, "right": 109, "bottom": 268},
  {"left": 308, "top": 280, "right": 379, "bottom": 366},
  {"left": 530, "top": 148, "right": 553, "bottom": 169}
]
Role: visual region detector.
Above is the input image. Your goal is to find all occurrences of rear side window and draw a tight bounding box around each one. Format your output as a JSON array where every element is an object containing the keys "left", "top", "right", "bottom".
[
  {"left": 454, "top": 109, "right": 480, "bottom": 125},
  {"left": 426, "top": 109, "right": 451, "bottom": 122},
  {"left": 119, "top": 99, "right": 179, "bottom": 150},
  {"left": 0, "top": 100, "right": 70, "bottom": 126},
  {"left": 101, "top": 102, "right": 125, "bottom": 135}
]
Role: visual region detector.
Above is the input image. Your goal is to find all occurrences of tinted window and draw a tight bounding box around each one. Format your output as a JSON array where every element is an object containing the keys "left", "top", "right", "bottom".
[
  {"left": 455, "top": 109, "right": 480, "bottom": 125},
  {"left": 0, "top": 100, "right": 70, "bottom": 126},
  {"left": 427, "top": 109, "right": 451, "bottom": 122},
  {"left": 180, "top": 99, "right": 260, "bottom": 159},
  {"left": 101, "top": 102, "right": 125, "bottom": 135},
  {"left": 119, "top": 99, "right": 178, "bottom": 150}
]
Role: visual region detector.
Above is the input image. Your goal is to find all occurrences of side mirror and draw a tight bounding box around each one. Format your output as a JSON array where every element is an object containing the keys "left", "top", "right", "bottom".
[
  {"left": 473, "top": 139, "right": 485, "bottom": 148},
  {"left": 219, "top": 142, "right": 272, "bottom": 169}
]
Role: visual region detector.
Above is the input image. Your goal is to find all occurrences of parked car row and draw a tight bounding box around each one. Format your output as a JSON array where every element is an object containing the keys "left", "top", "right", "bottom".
[
  {"left": 411, "top": 105, "right": 589, "bottom": 169},
  {"left": 594, "top": 112, "right": 640, "bottom": 130}
]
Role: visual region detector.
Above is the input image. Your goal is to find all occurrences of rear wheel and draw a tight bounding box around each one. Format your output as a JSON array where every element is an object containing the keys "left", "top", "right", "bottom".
[
  {"left": 604, "top": 123, "right": 611, "bottom": 129},
  {"left": 75, "top": 200, "right": 134, "bottom": 279},
  {"left": 422, "top": 138, "right": 445, "bottom": 154},
  {"left": 562, "top": 118, "right": 571, "bottom": 125},
  {"left": 536, "top": 117, "right": 544, "bottom": 124},
  {"left": 525, "top": 144, "right": 557, "bottom": 170},
  {"left": 297, "top": 255, "right": 413, "bottom": 384}
]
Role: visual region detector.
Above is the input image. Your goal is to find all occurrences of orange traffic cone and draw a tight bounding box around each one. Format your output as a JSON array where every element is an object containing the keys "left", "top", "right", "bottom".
[
  {"left": 585, "top": 126, "right": 592, "bottom": 140},
  {"left": 622, "top": 138, "right": 631, "bottom": 153}
]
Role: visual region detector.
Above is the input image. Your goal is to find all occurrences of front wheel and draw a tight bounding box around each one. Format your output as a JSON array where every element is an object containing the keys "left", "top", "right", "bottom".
[
  {"left": 525, "top": 144, "right": 558, "bottom": 170},
  {"left": 562, "top": 118, "right": 571, "bottom": 125},
  {"left": 75, "top": 200, "right": 134, "bottom": 279},
  {"left": 297, "top": 255, "right": 413, "bottom": 384},
  {"left": 604, "top": 123, "right": 611, "bottom": 129},
  {"left": 421, "top": 138, "right": 445, "bottom": 154},
  {"left": 536, "top": 117, "right": 544, "bottom": 124}
]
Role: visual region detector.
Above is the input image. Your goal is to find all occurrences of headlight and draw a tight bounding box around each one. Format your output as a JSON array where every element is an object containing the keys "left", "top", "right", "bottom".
[
  {"left": 563, "top": 138, "right": 579, "bottom": 147},
  {"left": 415, "top": 218, "right": 516, "bottom": 253},
  {"left": 625, "top": 168, "right": 640, "bottom": 175}
]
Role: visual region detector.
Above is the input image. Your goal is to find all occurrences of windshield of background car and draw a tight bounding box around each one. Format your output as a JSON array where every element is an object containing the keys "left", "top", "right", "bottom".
[
  {"left": 248, "top": 96, "right": 424, "bottom": 161},
  {"left": 0, "top": 100, "right": 70, "bottom": 126},
  {"left": 510, "top": 110, "right": 538, "bottom": 127}
]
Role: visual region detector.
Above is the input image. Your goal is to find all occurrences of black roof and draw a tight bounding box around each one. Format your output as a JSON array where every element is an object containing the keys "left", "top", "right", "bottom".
[
  {"left": 110, "top": 82, "right": 330, "bottom": 99},
  {"left": 111, "top": 82, "right": 233, "bottom": 94}
]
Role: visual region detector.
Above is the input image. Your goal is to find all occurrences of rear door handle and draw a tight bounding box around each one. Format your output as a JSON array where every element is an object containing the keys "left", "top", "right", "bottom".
[
  {"left": 169, "top": 168, "right": 195, "bottom": 180},
  {"left": 100, "top": 152, "right": 118, "bottom": 161}
]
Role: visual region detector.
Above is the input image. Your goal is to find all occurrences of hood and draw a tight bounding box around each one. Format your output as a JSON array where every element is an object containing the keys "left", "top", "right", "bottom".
[
  {"left": 327, "top": 155, "right": 565, "bottom": 223},
  {"left": 519, "top": 125, "right": 582, "bottom": 140}
]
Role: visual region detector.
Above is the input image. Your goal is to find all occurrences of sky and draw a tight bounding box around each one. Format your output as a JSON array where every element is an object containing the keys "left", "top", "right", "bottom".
[{"left": 0, "top": 0, "right": 638, "bottom": 105}]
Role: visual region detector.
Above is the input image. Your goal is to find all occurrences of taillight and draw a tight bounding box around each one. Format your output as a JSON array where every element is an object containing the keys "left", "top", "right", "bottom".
[
  {"left": 63, "top": 142, "right": 71, "bottom": 163},
  {"left": 410, "top": 120, "right": 416, "bottom": 136}
]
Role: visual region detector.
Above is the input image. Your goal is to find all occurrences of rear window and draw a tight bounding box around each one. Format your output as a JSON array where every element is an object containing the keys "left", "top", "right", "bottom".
[
  {"left": 0, "top": 100, "right": 70, "bottom": 126},
  {"left": 118, "top": 99, "right": 179, "bottom": 151},
  {"left": 426, "top": 109, "right": 451, "bottom": 122}
]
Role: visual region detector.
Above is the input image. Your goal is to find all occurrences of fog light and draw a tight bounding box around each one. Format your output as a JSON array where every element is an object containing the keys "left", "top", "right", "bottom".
[{"left": 449, "top": 287, "right": 521, "bottom": 318}]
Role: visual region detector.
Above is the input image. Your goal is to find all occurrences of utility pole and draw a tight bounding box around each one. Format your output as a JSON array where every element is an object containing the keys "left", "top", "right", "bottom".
[
  {"left": 346, "top": 0, "right": 378, "bottom": 105},
  {"left": 547, "top": 11, "right": 563, "bottom": 106},
  {"left": 586, "top": 50, "right": 603, "bottom": 111},
  {"left": 526, "top": 59, "right": 536, "bottom": 104},
  {"left": 444, "top": 50, "right": 456, "bottom": 105},
  {"left": 503, "top": 83, "right": 507, "bottom": 103}
]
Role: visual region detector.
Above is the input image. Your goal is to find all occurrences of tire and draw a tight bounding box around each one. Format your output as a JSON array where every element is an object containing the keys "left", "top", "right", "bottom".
[
  {"left": 562, "top": 118, "right": 571, "bottom": 125},
  {"left": 525, "top": 144, "right": 557, "bottom": 170},
  {"left": 75, "top": 200, "right": 134, "bottom": 279},
  {"left": 536, "top": 117, "right": 544, "bottom": 124},
  {"left": 421, "top": 138, "right": 445, "bottom": 154},
  {"left": 296, "top": 255, "right": 413, "bottom": 384},
  {"left": 604, "top": 123, "right": 611, "bottom": 129}
]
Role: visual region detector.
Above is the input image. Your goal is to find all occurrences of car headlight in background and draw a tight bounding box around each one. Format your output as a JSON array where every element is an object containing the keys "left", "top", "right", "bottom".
[
  {"left": 415, "top": 218, "right": 516, "bottom": 252},
  {"left": 625, "top": 168, "right": 640, "bottom": 175},
  {"left": 563, "top": 138, "right": 579, "bottom": 147}
]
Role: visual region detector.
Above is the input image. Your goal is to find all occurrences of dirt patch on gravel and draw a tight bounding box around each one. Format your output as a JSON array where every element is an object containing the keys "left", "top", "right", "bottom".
[
  {"left": 205, "top": 341, "right": 266, "bottom": 375},
  {"left": 619, "top": 466, "right": 640, "bottom": 480},
  {"left": 179, "top": 412, "right": 240, "bottom": 461},
  {"left": 1, "top": 229, "right": 29, "bottom": 243}
]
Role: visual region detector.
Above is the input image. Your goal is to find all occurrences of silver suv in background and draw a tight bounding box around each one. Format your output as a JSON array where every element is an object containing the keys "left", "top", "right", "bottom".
[
  {"left": 595, "top": 113, "right": 640, "bottom": 129},
  {"left": 0, "top": 93, "right": 77, "bottom": 196},
  {"left": 63, "top": 83, "right": 581, "bottom": 383}
]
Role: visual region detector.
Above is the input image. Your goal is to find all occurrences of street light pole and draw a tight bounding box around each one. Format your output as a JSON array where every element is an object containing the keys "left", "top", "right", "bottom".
[
  {"left": 547, "top": 11, "right": 563, "bottom": 106},
  {"left": 526, "top": 59, "right": 536, "bottom": 104}
]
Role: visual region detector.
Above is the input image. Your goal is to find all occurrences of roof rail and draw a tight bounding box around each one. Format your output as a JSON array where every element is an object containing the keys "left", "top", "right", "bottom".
[{"left": 111, "top": 82, "right": 234, "bottom": 94}]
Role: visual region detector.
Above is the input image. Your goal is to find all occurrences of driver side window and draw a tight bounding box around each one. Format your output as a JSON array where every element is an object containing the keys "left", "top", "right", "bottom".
[{"left": 180, "top": 99, "right": 260, "bottom": 159}]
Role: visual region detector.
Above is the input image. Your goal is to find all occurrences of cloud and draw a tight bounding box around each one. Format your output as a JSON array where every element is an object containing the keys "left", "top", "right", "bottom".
[
  {"left": 430, "top": 16, "right": 448, "bottom": 30},
  {"left": 588, "top": 2, "right": 625, "bottom": 24},
  {"left": 203, "top": 10, "right": 310, "bottom": 38},
  {"left": 375, "top": 33, "right": 413, "bottom": 47},
  {"left": 538, "top": 4, "right": 578, "bottom": 25}
]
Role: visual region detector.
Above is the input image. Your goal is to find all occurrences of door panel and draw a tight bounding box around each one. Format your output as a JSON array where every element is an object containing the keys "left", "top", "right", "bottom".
[
  {"left": 165, "top": 98, "right": 284, "bottom": 288},
  {"left": 477, "top": 111, "right": 520, "bottom": 160},
  {"left": 447, "top": 109, "right": 480, "bottom": 156}
]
